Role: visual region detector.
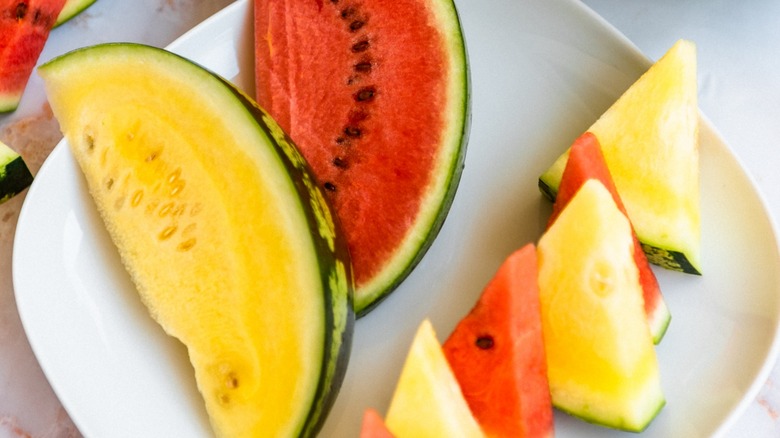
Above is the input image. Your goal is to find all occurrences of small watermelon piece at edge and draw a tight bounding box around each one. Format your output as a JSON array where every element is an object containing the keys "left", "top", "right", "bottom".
[
  {"left": 359, "top": 408, "right": 396, "bottom": 438},
  {"left": 548, "top": 132, "right": 671, "bottom": 344},
  {"left": 443, "top": 243, "right": 554, "bottom": 438},
  {"left": 0, "top": 0, "right": 68, "bottom": 113}
]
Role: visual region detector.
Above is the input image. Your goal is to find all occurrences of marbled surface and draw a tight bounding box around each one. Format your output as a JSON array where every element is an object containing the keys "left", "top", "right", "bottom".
[{"left": 1, "top": 1, "right": 779, "bottom": 437}]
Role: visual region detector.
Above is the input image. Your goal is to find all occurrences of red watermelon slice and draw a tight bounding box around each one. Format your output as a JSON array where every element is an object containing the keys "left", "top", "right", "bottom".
[
  {"left": 359, "top": 408, "right": 395, "bottom": 438},
  {"left": 549, "top": 132, "right": 671, "bottom": 343},
  {"left": 442, "top": 244, "right": 554, "bottom": 438},
  {"left": 254, "top": 0, "right": 469, "bottom": 315},
  {"left": 0, "top": 0, "right": 67, "bottom": 113}
]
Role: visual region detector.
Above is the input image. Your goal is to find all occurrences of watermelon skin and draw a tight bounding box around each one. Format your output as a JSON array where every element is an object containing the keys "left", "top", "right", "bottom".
[
  {"left": 0, "top": 0, "right": 67, "bottom": 113},
  {"left": 442, "top": 244, "right": 554, "bottom": 438},
  {"left": 548, "top": 132, "right": 671, "bottom": 344},
  {"left": 254, "top": 0, "right": 469, "bottom": 315},
  {"left": 54, "top": 0, "right": 96, "bottom": 27},
  {"left": 360, "top": 408, "right": 396, "bottom": 438}
]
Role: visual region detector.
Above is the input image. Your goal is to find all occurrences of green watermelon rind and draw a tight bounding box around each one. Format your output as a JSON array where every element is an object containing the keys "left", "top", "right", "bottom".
[
  {"left": 0, "top": 141, "right": 34, "bottom": 204},
  {"left": 218, "top": 77, "right": 356, "bottom": 437},
  {"left": 353, "top": 0, "right": 471, "bottom": 316},
  {"left": 54, "top": 0, "right": 97, "bottom": 27},
  {"left": 554, "top": 384, "right": 666, "bottom": 433},
  {"left": 0, "top": 93, "right": 23, "bottom": 114}
]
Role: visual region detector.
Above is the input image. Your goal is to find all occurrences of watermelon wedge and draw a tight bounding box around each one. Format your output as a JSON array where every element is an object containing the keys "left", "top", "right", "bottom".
[
  {"left": 254, "top": 0, "right": 470, "bottom": 315},
  {"left": 540, "top": 40, "right": 700, "bottom": 275},
  {"left": 442, "top": 244, "right": 554, "bottom": 438},
  {"left": 538, "top": 179, "right": 665, "bottom": 431},
  {"left": 0, "top": 0, "right": 67, "bottom": 113},
  {"left": 549, "top": 132, "right": 670, "bottom": 343},
  {"left": 385, "top": 319, "right": 484, "bottom": 437}
]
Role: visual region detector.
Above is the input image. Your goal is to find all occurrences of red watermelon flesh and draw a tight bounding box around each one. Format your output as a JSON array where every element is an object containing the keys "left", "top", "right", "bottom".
[
  {"left": 359, "top": 408, "right": 396, "bottom": 438},
  {"left": 442, "top": 244, "right": 554, "bottom": 438},
  {"left": 0, "top": 0, "right": 67, "bottom": 113},
  {"left": 254, "top": 0, "right": 469, "bottom": 315},
  {"left": 548, "top": 132, "right": 671, "bottom": 343}
]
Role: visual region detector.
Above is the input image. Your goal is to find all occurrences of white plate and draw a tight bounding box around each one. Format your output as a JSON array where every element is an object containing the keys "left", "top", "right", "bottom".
[{"left": 13, "top": 0, "right": 780, "bottom": 436}]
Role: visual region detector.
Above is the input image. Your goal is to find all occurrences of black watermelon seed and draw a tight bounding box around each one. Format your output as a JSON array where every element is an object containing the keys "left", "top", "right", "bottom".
[
  {"left": 475, "top": 335, "right": 494, "bottom": 350},
  {"left": 324, "top": 182, "right": 337, "bottom": 192},
  {"left": 15, "top": 2, "right": 27, "bottom": 20},
  {"left": 355, "top": 86, "right": 376, "bottom": 102},
  {"left": 354, "top": 61, "right": 372, "bottom": 73},
  {"left": 344, "top": 126, "right": 362, "bottom": 138},
  {"left": 351, "top": 40, "right": 370, "bottom": 53},
  {"left": 349, "top": 20, "right": 365, "bottom": 32},
  {"left": 333, "top": 157, "right": 348, "bottom": 169}
]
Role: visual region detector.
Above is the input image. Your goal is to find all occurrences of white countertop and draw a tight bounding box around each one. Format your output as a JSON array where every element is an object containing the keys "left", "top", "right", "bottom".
[{"left": 1, "top": 0, "right": 778, "bottom": 436}]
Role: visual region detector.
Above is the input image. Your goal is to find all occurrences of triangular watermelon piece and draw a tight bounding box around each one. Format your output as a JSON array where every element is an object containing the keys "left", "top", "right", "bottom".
[
  {"left": 540, "top": 40, "right": 699, "bottom": 275},
  {"left": 549, "top": 132, "right": 670, "bottom": 344},
  {"left": 359, "top": 408, "right": 395, "bottom": 438},
  {"left": 385, "top": 319, "right": 484, "bottom": 437},
  {"left": 442, "top": 244, "right": 554, "bottom": 438},
  {"left": 538, "top": 179, "right": 664, "bottom": 431}
]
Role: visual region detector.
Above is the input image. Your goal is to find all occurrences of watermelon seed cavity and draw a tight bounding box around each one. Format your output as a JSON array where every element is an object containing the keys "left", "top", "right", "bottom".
[
  {"left": 131, "top": 190, "right": 144, "bottom": 207},
  {"left": 177, "top": 238, "right": 196, "bottom": 251},
  {"left": 84, "top": 133, "right": 95, "bottom": 152}
]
